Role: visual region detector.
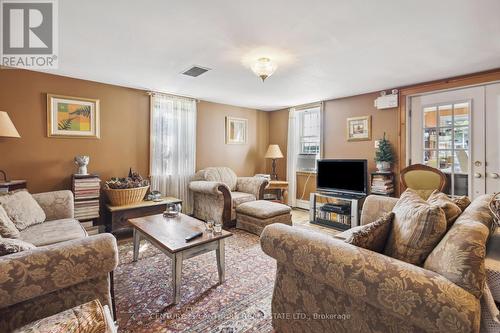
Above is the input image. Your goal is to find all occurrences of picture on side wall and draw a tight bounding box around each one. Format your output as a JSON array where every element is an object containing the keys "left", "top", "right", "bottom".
[
  {"left": 47, "top": 94, "right": 100, "bottom": 138},
  {"left": 346, "top": 115, "right": 371, "bottom": 141},
  {"left": 225, "top": 116, "right": 247, "bottom": 144}
]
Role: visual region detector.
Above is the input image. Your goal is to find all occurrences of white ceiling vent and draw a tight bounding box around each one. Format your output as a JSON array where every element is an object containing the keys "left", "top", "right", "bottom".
[{"left": 181, "top": 65, "right": 211, "bottom": 77}]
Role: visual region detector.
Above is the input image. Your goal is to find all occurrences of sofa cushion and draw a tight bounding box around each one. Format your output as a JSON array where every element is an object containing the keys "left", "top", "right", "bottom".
[
  {"left": 237, "top": 200, "right": 291, "bottom": 219},
  {"left": 0, "top": 190, "right": 46, "bottom": 230},
  {"left": 424, "top": 194, "right": 493, "bottom": 298},
  {"left": 198, "top": 167, "right": 238, "bottom": 191},
  {"left": 452, "top": 195, "right": 472, "bottom": 212},
  {"left": 0, "top": 205, "right": 20, "bottom": 238},
  {"left": 427, "top": 190, "right": 462, "bottom": 228},
  {"left": 346, "top": 212, "right": 394, "bottom": 253},
  {"left": 232, "top": 192, "right": 256, "bottom": 207},
  {"left": 0, "top": 238, "right": 35, "bottom": 256},
  {"left": 19, "top": 218, "right": 87, "bottom": 246},
  {"left": 384, "top": 189, "right": 447, "bottom": 265}
]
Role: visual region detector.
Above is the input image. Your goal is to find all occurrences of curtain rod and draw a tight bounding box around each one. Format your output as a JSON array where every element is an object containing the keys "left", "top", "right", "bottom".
[
  {"left": 293, "top": 101, "right": 323, "bottom": 111},
  {"left": 147, "top": 91, "right": 200, "bottom": 102}
]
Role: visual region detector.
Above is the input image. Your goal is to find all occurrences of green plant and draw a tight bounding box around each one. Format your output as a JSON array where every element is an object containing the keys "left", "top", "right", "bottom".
[
  {"left": 374, "top": 132, "right": 394, "bottom": 163},
  {"left": 57, "top": 117, "right": 76, "bottom": 130},
  {"left": 69, "top": 105, "right": 91, "bottom": 118}
]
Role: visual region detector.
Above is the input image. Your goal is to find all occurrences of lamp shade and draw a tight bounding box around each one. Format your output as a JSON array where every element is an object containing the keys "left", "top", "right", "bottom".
[
  {"left": 0, "top": 111, "right": 20, "bottom": 138},
  {"left": 264, "top": 144, "right": 284, "bottom": 159}
]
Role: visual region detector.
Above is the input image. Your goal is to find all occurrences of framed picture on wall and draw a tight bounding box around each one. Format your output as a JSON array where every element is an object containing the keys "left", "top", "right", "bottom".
[
  {"left": 225, "top": 116, "right": 247, "bottom": 144},
  {"left": 47, "top": 94, "right": 100, "bottom": 138},
  {"left": 346, "top": 115, "right": 371, "bottom": 141}
]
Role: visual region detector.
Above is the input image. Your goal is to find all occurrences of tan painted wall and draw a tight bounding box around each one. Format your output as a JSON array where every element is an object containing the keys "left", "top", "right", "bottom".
[
  {"left": 268, "top": 92, "right": 399, "bottom": 196},
  {"left": 0, "top": 70, "right": 269, "bottom": 193},
  {"left": 196, "top": 101, "right": 269, "bottom": 176}
]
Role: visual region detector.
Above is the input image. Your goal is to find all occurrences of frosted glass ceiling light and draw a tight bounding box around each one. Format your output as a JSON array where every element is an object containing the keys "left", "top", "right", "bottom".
[{"left": 251, "top": 57, "right": 277, "bottom": 82}]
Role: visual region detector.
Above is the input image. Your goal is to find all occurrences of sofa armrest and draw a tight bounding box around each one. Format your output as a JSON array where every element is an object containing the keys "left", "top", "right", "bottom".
[
  {"left": 360, "top": 195, "right": 398, "bottom": 225},
  {"left": 32, "top": 190, "right": 74, "bottom": 221},
  {"left": 236, "top": 177, "right": 269, "bottom": 199},
  {"left": 189, "top": 181, "right": 230, "bottom": 196},
  {"left": 0, "top": 233, "right": 118, "bottom": 309},
  {"left": 261, "top": 224, "right": 480, "bottom": 333}
]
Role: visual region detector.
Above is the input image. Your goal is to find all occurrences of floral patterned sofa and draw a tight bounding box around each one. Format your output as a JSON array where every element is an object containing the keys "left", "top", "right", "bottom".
[
  {"left": 189, "top": 167, "right": 269, "bottom": 228},
  {"left": 261, "top": 194, "right": 494, "bottom": 333},
  {"left": 0, "top": 190, "right": 119, "bottom": 332}
]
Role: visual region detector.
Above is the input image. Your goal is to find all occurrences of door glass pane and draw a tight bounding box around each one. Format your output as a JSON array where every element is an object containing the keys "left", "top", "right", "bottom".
[
  {"left": 438, "top": 128, "right": 453, "bottom": 149},
  {"left": 454, "top": 127, "right": 469, "bottom": 150},
  {"left": 454, "top": 150, "right": 469, "bottom": 173},
  {"left": 424, "top": 107, "right": 437, "bottom": 128},
  {"left": 453, "top": 174, "right": 468, "bottom": 196},
  {"left": 438, "top": 150, "right": 453, "bottom": 171},
  {"left": 424, "top": 128, "right": 437, "bottom": 149},
  {"left": 454, "top": 103, "right": 469, "bottom": 126},
  {"left": 424, "top": 150, "right": 438, "bottom": 168},
  {"left": 439, "top": 105, "right": 453, "bottom": 127}
]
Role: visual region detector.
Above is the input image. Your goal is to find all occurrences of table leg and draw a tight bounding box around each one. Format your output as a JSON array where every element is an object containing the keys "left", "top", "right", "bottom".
[
  {"left": 172, "top": 252, "right": 183, "bottom": 304},
  {"left": 133, "top": 229, "right": 140, "bottom": 262},
  {"left": 216, "top": 239, "right": 225, "bottom": 284}
]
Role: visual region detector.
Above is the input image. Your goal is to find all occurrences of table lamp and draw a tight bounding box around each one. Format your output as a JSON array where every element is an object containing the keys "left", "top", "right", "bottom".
[
  {"left": 265, "top": 144, "right": 284, "bottom": 180},
  {"left": 0, "top": 111, "right": 20, "bottom": 182}
]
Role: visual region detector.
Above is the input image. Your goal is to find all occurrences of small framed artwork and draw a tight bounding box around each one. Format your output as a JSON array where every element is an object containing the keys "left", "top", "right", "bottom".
[
  {"left": 347, "top": 115, "right": 371, "bottom": 141},
  {"left": 225, "top": 116, "right": 247, "bottom": 144},
  {"left": 47, "top": 94, "right": 100, "bottom": 138}
]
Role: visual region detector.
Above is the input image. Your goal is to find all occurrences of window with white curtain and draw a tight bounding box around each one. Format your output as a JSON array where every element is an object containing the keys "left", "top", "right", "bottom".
[
  {"left": 298, "top": 108, "right": 321, "bottom": 155},
  {"left": 150, "top": 93, "right": 197, "bottom": 213}
]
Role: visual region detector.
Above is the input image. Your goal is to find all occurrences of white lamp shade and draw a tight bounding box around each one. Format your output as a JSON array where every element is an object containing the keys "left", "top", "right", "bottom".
[
  {"left": 0, "top": 111, "right": 20, "bottom": 138},
  {"left": 265, "top": 144, "right": 284, "bottom": 159}
]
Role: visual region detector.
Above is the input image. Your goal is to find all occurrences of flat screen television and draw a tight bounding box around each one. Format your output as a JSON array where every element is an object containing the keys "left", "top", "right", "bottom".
[{"left": 316, "top": 159, "right": 367, "bottom": 195}]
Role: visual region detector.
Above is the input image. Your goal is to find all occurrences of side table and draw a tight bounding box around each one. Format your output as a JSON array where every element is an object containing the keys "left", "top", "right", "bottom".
[
  {"left": 105, "top": 197, "right": 182, "bottom": 233},
  {"left": 265, "top": 180, "right": 288, "bottom": 204},
  {"left": 0, "top": 180, "right": 27, "bottom": 193}
]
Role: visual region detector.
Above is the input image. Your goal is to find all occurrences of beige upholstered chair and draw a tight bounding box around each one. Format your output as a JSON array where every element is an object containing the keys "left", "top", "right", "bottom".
[
  {"left": 400, "top": 163, "right": 447, "bottom": 199},
  {"left": 189, "top": 167, "right": 269, "bottom": 228}
]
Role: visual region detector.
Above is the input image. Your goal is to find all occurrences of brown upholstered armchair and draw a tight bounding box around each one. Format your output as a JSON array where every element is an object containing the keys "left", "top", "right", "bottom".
[{"left": 189, "top": 167, "right": 269, "bottom": 228}]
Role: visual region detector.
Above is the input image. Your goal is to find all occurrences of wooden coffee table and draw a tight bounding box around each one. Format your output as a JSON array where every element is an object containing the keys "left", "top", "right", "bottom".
[{"left": 129, "top": 213, "right": 232, "bottom": 304}]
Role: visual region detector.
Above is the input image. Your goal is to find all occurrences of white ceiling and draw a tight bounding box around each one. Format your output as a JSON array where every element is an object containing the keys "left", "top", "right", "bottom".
[{"left": 41, "top": 0, "right": 500, "bottom": 110}]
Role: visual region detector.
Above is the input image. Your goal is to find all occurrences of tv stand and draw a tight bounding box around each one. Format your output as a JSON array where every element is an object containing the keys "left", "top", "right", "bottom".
[{"left": 309, "top": 192, "right": 366, "bottom": 230}]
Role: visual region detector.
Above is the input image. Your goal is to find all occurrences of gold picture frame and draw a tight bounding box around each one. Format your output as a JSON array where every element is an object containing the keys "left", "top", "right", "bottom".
[
  {"left": 47, "top": 94, "right": 100, "bottom": 138},
  {"left": 347, "top": 115, "right": 371, "bottom": 141},
  {"left": 225, "top": 116, "right": 248, "bottom": 144}
]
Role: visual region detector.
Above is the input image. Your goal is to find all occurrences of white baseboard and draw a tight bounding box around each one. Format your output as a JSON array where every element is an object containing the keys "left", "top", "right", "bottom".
[{"left": 295, "top": 199, "right": 310, "bottom": 210}]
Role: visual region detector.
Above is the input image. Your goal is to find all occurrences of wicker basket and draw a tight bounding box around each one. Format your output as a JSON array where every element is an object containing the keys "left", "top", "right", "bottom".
[{"left": 104, "top": 185, "right": 149, "bottom": 206}]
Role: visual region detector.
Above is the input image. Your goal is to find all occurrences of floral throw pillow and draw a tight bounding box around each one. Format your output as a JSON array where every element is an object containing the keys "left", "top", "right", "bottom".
[
  {"left": 345, "top": 212, "right": 394, "bottom": 253},
  {"left": 0, "top": 238, "right": 35, "bottom": 256},
  {"left": 427, "top": 190, "right": 462, "bottom": 228},
  {"left": 0, "top": 189, "right": 46, "bottom": 230},
  {"left": 0, "top": 205, "right": 20, "bottom": 238}
]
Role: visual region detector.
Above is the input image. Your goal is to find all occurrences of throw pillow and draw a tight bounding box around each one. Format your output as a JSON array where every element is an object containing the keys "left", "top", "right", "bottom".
[
  {"left": 452, "top": 195, "right": 472, "bottom": 212},
  {"left": 384, "top": 189, "right": 447, "bottom": 266},
  {"left": 345, "top": 212, "right": 394, "bottom": 252},
  {"left": 0, "top": 238, "right": 35, "bottom": 256},
  {"left": 427, "top": 190, "right": 462, "bottom": 228},
  {"left": 0, "top": 190, "right": 46, "bottom": 230},
  {"left": 0, "top": 205, "right": 20, "bottom": 238}
]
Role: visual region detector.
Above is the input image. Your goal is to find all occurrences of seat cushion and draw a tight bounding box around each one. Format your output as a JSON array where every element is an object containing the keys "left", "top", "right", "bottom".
[
  {"left": 0, "top": 190, "right": 46, "bottom": 230},
  {"left": 384, "top": 189, "right": 447, "bottom": 266},
  {"left": 19, "top": 218, "right": 87, "bottom": 246},
  {"left": 427, "top": 190, "right": 462, "bottom": 228},
  {"left": 424, "top": 194, "right": 493, "bottom": 298},
  {"left": 345, "top": 212, "right": 394, "bottom": 253},
  {"left": 236, "top": 200, "right": 291, "bottom": 219},
  {"left": 231, "top": 192, "right": 256, "bottom": 207}
]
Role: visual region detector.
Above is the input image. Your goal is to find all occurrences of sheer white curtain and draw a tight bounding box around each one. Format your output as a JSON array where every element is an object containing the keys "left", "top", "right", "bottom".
[
  {"left": 287, "top": 107, "right": 299, "bottom": 207},
  {"left": 150, "top": 94, "right": 197, "bottom": 213}
]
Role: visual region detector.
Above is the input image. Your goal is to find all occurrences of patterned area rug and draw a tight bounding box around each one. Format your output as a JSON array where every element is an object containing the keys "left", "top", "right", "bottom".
[{"left": 114, "top": 229, "right": 276, "bottom": 333}]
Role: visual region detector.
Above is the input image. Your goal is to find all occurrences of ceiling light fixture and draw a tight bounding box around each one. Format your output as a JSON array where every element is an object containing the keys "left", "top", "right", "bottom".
[{"left": 251, "top": 57, "right": 277, "bottom": 82}]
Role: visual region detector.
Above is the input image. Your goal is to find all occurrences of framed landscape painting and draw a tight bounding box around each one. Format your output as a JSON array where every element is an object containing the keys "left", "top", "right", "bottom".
[
  {"left": 225, "top": 116, "right": 247, "bottom": 144},
  {"left": 347, "top": 115, "right": 371, "bottom": 141},
  {"left": 47, "top": 94, "right": 100, "bottom": 138}
]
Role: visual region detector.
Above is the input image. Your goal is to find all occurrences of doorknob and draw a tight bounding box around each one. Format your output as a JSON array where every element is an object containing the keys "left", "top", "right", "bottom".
[
  {"left": 490, "top": 173, "right": 500, "bottom": 179},
  {"left": 474, "top": 172, "right": 482, "bottom": 179}
]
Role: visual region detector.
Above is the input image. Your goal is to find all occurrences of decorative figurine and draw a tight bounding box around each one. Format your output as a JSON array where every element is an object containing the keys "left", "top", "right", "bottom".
[{"left": 75, "top": 155, "right": 90, "bottom": 175}]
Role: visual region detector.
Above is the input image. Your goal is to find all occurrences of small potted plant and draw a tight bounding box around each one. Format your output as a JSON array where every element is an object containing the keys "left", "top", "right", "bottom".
[
  {"left": 374, "top": 133, "right": 394, "bottom": 173},
  {"left": 104, "top": 170, "right": 150, "bottom": 206}
]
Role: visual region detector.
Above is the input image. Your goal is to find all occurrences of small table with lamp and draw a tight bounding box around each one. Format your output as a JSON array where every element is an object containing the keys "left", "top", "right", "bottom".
[
  {"left": 264, "top": 144, "right": 289, "bottom": 204},
  {"left": 0, "top": 111, "right": 23, "bottom": 193}
]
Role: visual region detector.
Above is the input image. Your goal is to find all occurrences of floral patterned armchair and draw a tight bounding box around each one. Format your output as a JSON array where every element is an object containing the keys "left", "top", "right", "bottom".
[{"left": 189, "top": 167, "right": 269, "bottom": 228}]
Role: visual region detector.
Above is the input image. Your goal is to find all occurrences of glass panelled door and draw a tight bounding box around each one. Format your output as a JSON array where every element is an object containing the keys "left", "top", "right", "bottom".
[{"left": 410, "top": 86, "right": 485, "bottom": 198}]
